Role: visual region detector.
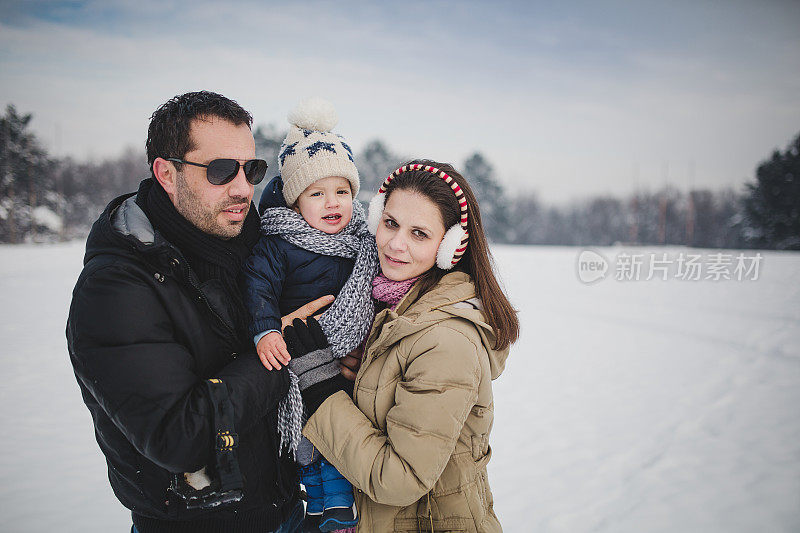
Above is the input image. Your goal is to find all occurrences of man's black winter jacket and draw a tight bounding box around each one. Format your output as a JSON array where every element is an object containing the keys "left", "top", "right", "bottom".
[{"left": 66, "top": 191, "right": 298, "bottom": 532}]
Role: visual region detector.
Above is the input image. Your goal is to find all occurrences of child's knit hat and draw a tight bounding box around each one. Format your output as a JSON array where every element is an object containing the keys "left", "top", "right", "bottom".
[{"left": 278, "top": 97, "right": 359, "bottom": 206}]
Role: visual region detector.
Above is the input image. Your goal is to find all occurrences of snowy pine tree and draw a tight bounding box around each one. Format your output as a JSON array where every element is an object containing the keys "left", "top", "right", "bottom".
[
  {"left": 355, "top": 140, "right": 403, "bottom": 203},
  {"left": 462, "top": 152, "right": 509, "bottom": 242},
  {"left": 744, "top": 131, "right": 800, "bottom": 250},
  {"left": 0, "top": 105, "right": 58, "bottom": 242}
]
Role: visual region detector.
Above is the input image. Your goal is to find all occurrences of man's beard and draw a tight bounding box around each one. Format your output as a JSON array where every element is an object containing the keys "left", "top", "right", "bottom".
[{"left": 174, "top": 171, "right": 250, "bottom": 240}]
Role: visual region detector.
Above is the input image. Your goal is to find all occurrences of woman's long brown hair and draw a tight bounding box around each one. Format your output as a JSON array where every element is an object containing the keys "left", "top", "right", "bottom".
[{"left": 382, "top": 159, "right": 519, "bottom": 350}]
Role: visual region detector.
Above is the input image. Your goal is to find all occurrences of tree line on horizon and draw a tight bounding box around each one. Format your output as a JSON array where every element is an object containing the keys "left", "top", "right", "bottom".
[{"left": 1, "top": 104, "right": 798, "bottom": 250}]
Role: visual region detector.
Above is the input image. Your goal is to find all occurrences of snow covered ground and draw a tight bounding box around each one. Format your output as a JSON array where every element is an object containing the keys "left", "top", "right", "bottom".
[{"left": 0, "top": 241, "right": 798, "bottom": 532}]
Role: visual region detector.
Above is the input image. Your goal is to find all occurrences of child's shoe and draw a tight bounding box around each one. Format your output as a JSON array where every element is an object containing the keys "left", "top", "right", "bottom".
[
  {"left": 318, "top": 458, "right": 358, "bottom": 532},
  {"left": 299, "top": 461, "right": 324, "bottom": 518}
]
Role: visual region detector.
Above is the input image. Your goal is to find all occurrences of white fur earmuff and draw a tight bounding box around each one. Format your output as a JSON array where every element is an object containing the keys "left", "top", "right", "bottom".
[
  {"left": 436, "top": 225, "right": 468, "bottom": 270},
  {"left": 367, "top": 192, "right": 386, "bottom": 235}
]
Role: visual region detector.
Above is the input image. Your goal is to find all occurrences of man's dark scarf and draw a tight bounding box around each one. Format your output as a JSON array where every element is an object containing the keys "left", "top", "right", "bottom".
[{"left": 135, "top": 178, "right": 260, "bottom": 344}]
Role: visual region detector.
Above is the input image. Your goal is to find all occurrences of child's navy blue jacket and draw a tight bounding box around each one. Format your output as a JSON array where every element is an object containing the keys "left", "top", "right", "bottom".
[{"left": 241, "top": 176, "right": 354, "bottom": 337}]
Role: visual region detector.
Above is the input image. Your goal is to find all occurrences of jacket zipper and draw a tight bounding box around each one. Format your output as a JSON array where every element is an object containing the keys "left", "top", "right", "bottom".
[{"left": 169, "top": 250, "right": 238, "bottom": 342}]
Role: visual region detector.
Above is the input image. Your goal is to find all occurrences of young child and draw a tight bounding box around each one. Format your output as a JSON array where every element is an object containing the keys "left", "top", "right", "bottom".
[{"left": 241, "top": 98, "right": 378, "bottom": 532}]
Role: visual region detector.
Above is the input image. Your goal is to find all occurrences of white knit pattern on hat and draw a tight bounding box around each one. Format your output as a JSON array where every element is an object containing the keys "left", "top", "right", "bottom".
[{"left": 278, "top": 97, "right": 359, "bottom": 205}]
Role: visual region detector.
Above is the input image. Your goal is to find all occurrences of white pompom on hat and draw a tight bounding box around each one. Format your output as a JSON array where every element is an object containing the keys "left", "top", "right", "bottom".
[
  {"left": 287, "top": 97, "right": 338, "bottom": 132},
  {"left": 278, "top": 97, "right": 359, "bottom": 206}
]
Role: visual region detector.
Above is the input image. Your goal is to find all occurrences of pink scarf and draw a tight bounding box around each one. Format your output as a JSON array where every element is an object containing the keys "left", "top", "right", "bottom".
[{"left": 371, "top": 273, "right": 419, "bottom": 310}]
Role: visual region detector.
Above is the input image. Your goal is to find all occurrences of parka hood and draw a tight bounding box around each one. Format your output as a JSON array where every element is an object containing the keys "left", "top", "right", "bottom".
[
  {"left": 84, "top": 179, "right": 206, "bottom": 274},
  {"left": 374, "top": 271, "right": 509, "bottom": 380},
  {"left": 83, "top": 180, "right": 173, "bottom": 267},
  {"left": 258, "top": 175, "right": 287, "bottom": 214}
]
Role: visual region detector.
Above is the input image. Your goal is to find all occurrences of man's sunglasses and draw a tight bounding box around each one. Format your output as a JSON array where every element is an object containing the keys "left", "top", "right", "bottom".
[{"left": 167, "top": 158, "right": 268, "bottom": 186}]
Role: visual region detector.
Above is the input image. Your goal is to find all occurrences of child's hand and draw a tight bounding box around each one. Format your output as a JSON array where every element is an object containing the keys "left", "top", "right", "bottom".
[{"left": 256, "top": 332, "right": 291, "bottom": 371}]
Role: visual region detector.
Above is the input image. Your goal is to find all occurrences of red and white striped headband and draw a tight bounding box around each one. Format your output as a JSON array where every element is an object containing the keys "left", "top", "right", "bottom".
[{"left": 379, "top": 164, "right": 469, "bottom": 266}]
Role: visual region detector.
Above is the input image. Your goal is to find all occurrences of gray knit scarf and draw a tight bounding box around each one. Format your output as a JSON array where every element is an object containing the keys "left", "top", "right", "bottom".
[{"left": 260, "top": 200, "right": 379, "bottom": 453}]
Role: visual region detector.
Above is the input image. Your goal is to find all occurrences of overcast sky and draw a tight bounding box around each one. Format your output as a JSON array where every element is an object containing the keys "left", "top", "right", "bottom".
[{"left": 1, "top": 0, "right": 799, "bottom": 203}]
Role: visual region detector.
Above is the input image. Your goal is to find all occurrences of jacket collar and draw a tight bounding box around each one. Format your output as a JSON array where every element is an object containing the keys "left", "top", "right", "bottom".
[
  {"left": 368, "top": 271, "right": 508, "bottom": 378},
  {"left": 83, "top": 185, "right": 178, "bottom": 270},
  {"left": 367, "top": 272, "right": 509, "bottom": 379},
  {"left": 393, "top": 271, "right": 476, "bottom": 319},
  {"left": 111, "top": 195, "right": 155, "bottom": 244}
]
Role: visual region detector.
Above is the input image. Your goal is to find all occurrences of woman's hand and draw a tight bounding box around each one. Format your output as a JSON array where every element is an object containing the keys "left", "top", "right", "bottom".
[
  {"left": 283, "top": 318, "right": 353, "bottom": 416},
  {"left": 339, "top": 346, "right": 363, "bottom": 381},
  {"left": 280, "top": 294, "right": 334, "bottom": 331}
]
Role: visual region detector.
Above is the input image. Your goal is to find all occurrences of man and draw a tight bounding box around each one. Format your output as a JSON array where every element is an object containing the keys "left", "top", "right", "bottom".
[{"left": 66, "top": 91, "right": 308, "bottom": 532}]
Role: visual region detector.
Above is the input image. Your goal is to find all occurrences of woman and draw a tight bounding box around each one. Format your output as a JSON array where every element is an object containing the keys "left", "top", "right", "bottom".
[{"left": 285, "top": 160, "right": 519, "bottom": 532}]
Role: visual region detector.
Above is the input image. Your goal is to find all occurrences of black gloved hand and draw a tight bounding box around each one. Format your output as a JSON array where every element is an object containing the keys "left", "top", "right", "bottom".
[
  {"left": 283, "top": 318, "right": 352, "bottom": 416},
  {"left": 283, "top": 317, "right": 329, "bottom": 358}
]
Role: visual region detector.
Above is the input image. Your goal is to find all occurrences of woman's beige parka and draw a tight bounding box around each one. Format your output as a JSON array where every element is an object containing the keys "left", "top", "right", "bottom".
[{"left": 303, "top": 272, "right": 509, "bottom": 532}]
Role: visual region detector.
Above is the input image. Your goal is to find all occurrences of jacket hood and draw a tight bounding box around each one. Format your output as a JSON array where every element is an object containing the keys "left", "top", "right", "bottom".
[
  {"left": 258, "top": 175, "right": 287, "bottom": 214},
  {"left": 377, "top": 271, "right": 509, "bottom": 380},
  {"left": 83, "top": 180, "right": 172, "bottom": 267}
]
